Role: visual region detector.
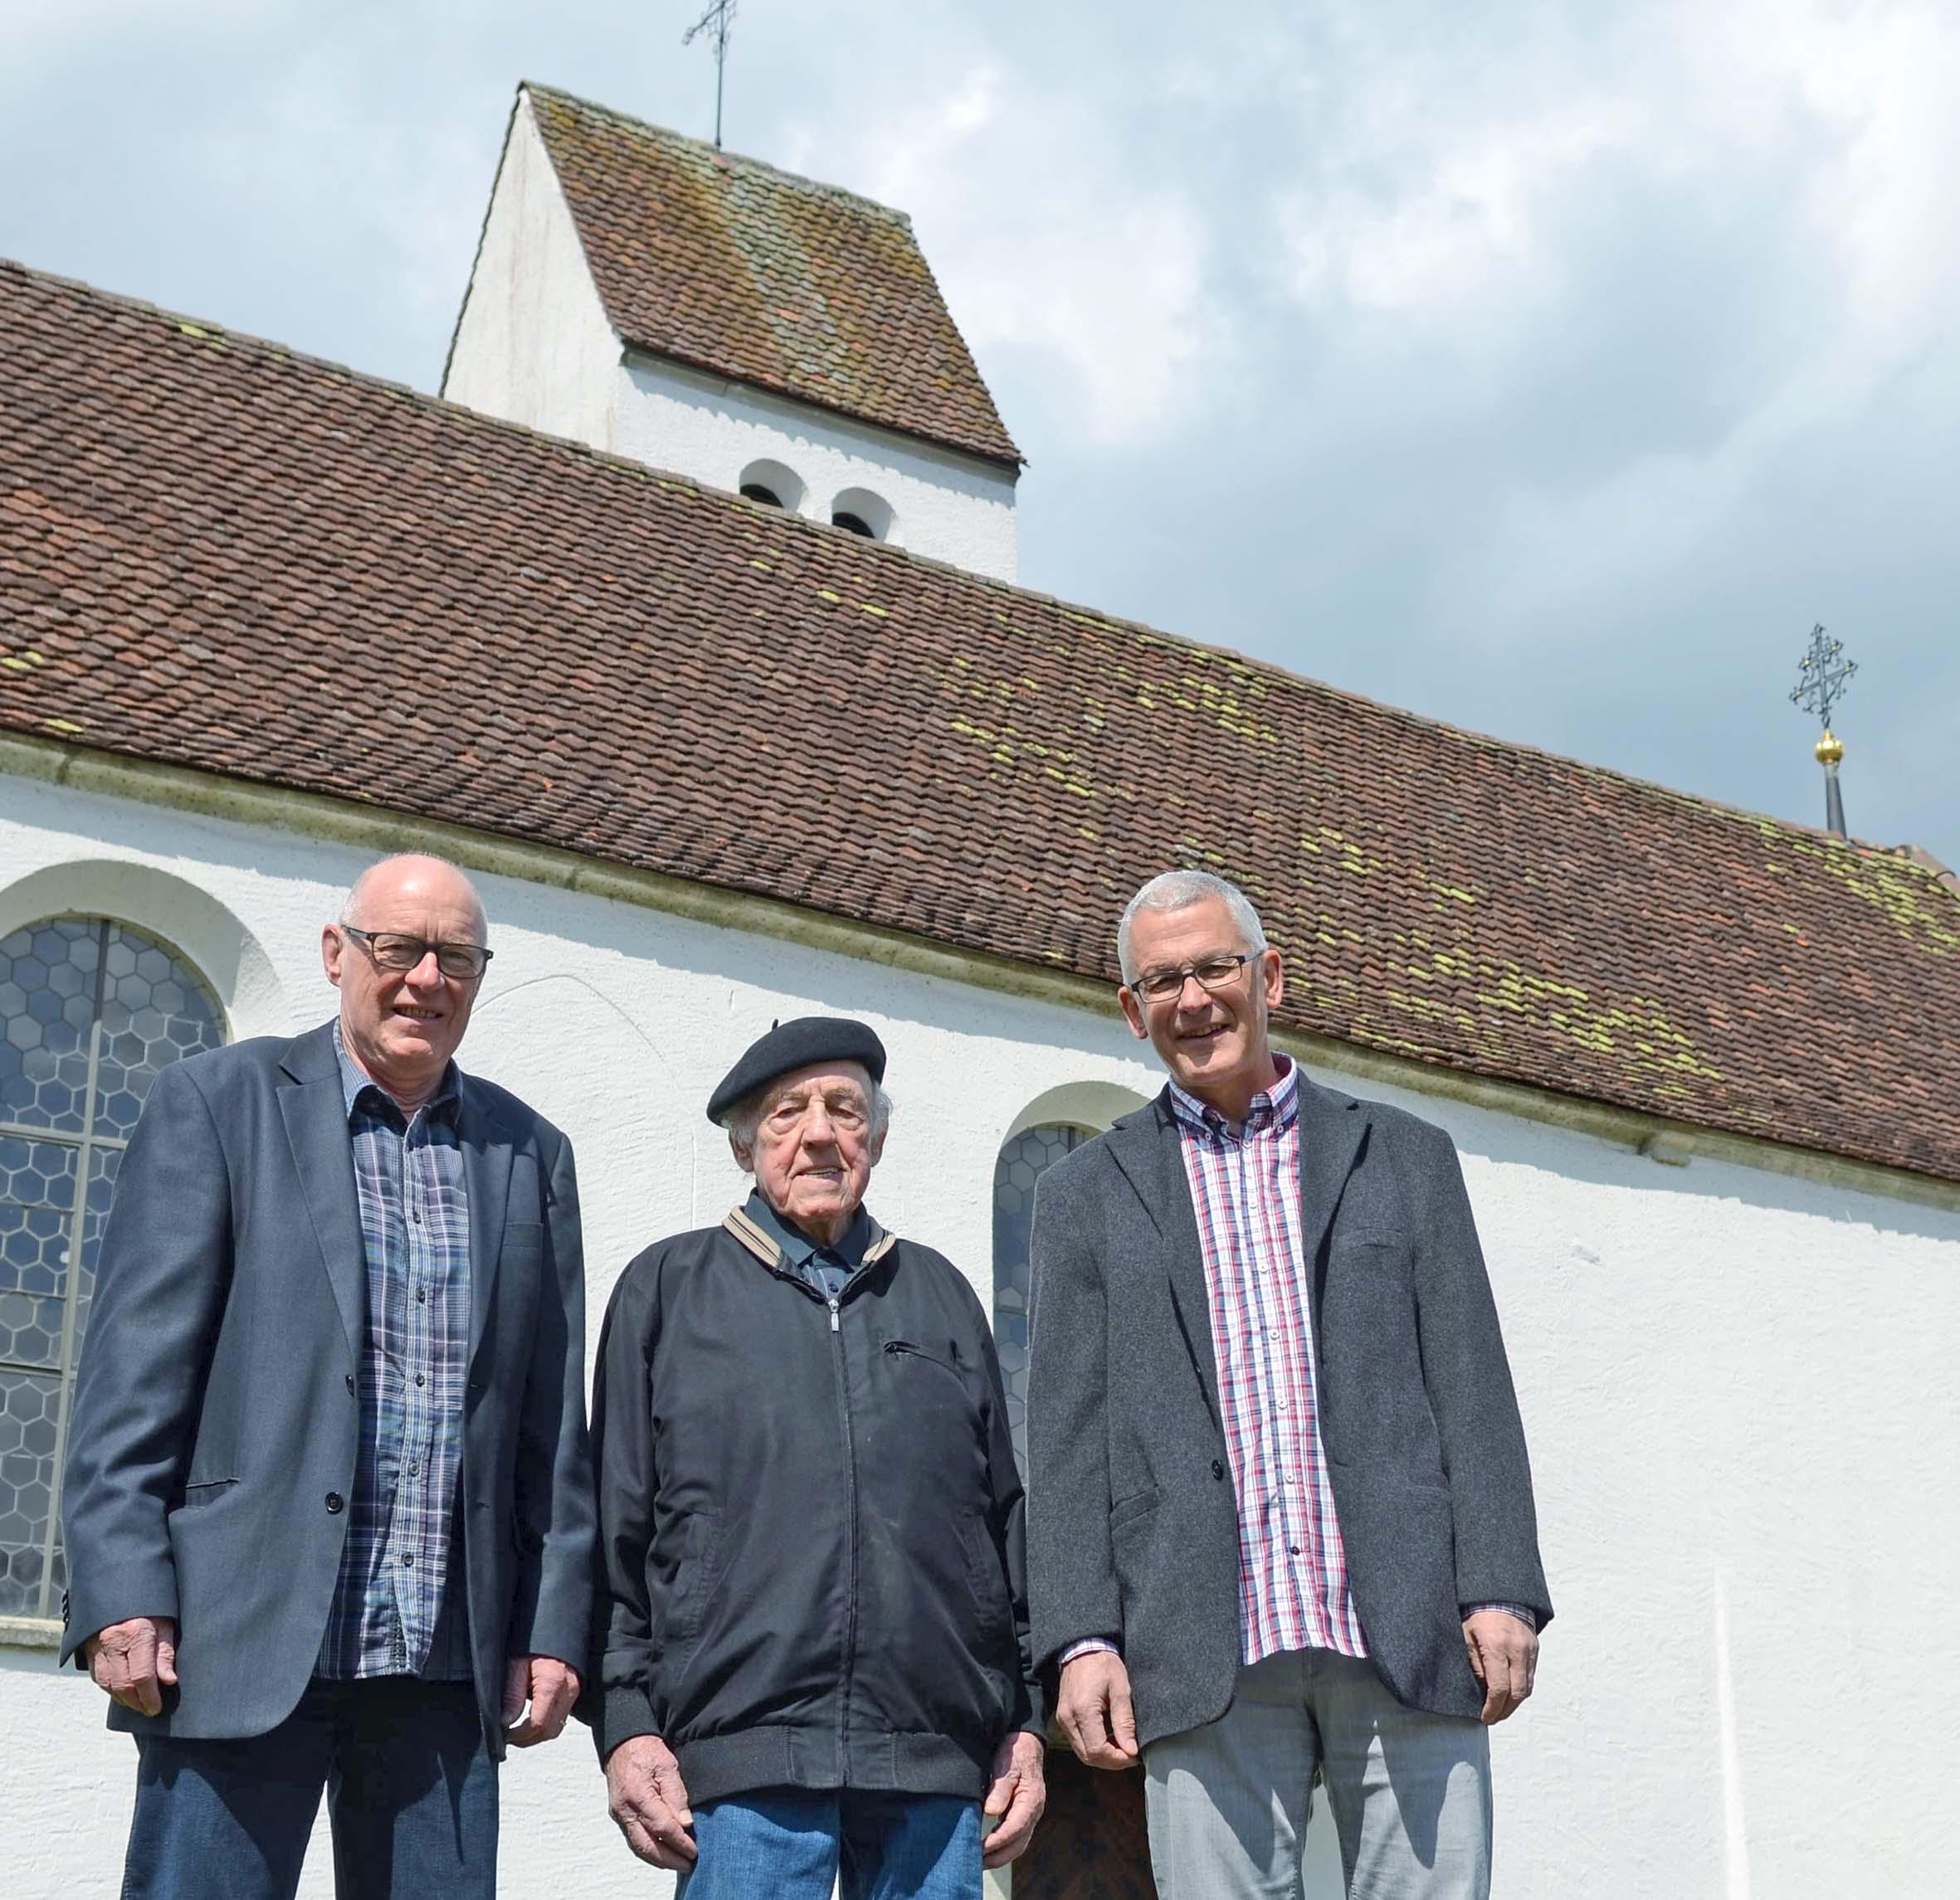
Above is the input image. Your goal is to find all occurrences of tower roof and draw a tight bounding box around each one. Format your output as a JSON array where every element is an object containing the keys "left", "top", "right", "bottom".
[{"left": 522, "top": 83, "right": 1021, "bottom": 467}]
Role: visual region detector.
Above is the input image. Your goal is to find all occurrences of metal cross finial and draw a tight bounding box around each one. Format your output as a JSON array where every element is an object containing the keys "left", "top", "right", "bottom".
[
  {"left": 684, "top": 0, "right": 739, "bottom": 149},
  {"left": 1787, "top": 623, "right": 1857, "bottom": 838},
  {"left": 1787, "top": 622, "right": 1857, "bottom": 731}
]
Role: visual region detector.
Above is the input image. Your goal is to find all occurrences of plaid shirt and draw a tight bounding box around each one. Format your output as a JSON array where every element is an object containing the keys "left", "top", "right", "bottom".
[
  {"left": 1170, "top": 1057, "right": 1371, "bottom": 1666},
  {"left": 316, "top": 1026, "right": 473, "bottom": 1680}
]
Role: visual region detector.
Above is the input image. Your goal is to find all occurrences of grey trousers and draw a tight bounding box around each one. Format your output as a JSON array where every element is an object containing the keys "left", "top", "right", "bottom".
[{"left": 1143, "top": 1649, "right": 1492, "bottom": 1900}]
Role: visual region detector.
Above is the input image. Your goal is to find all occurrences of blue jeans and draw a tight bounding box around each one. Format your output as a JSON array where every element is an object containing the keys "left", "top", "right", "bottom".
[
  {"left": 120, "top": 1678, "right": 496, "bottom": 1900},
  {"left": 676, "top": 1788, "right": 982, "bottom": 1900}
]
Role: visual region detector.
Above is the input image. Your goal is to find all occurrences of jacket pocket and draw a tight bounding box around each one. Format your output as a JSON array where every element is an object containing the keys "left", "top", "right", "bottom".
[
  {"left": 1109, "top": 1486, "right": 1161, "bottom": 1530},
  {"left": 958, "top": 1512, "right": 1012, "bottom": 1645},
  {"left": 663, "top": 1511, "right": 723, "bottom": 1659},
  {"left": 883, "top": 1338, "right": 968, "bottom": 1386}
]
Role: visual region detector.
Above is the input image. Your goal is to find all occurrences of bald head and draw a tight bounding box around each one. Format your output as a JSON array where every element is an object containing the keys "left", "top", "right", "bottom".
[
  {"left": 343, "top": 854, "right": 486, "bottom": 939},
  {"left": 323, "top": 854, "right": 490, "bottom": 1110}
]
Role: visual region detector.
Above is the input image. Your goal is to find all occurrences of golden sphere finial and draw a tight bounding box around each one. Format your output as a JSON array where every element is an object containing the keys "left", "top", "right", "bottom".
[{"left": 1814, "top": 729, "right": 1845, "bottom": 767}]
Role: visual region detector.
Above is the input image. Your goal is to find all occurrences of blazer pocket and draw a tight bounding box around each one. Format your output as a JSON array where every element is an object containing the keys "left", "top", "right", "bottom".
[
  {"left": 1109, "top": 1486, "right": 1161, "bottom": 1530},
  {"left": 173, "top": 1479, "right": 238, "bottom": 1513},
  {"left": 502, "top": 1220, "right": 544, "bottom": 1256}
]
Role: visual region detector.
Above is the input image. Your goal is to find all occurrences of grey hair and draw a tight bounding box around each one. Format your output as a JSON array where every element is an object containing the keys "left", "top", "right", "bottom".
[
  {"left": 1117, "top": 870, "right": 1268, "bottom": 984},
  {"left": 725, "top": 1078, "right": 895, "bottom": 1164},
  {"left": 340, "top": 853, "right": 486, "bottom": 937}
]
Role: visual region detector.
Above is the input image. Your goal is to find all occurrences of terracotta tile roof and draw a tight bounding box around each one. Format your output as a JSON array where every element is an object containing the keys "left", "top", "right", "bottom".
[
  {"left": 4, "top": 258, "right": 1958, "bottom": 1186},
  {"left": 518, "top": 84, "right": 1020, "bottom": 467}
]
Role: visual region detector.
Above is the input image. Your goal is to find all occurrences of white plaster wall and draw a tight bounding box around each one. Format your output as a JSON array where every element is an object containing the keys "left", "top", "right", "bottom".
[
  {"left": 4, "top": 773, "right": 1959, "bottom": 1898},
  {"left": 441, "top": 90, "right": 619, "bottom": 451},
  {"left": 613, "top": 356, "right": 1020, "bottom": 581}
]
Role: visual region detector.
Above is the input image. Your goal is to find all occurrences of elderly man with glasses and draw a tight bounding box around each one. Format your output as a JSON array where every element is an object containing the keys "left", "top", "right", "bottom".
[
  {"left": 1025, "top": 870, "right": 1550, "bottom": 1900},
  {"left": 590, "top": 1016, "right": 1046, "bottom": 1898},
  {"left": 61, "top": 853, "right": 595, "bottom": 1900}
]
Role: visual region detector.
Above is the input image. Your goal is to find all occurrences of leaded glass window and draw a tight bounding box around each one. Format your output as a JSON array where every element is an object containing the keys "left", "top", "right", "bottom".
[
  {"left": 992, "top": 1123, "right": 1089, "bottom": 1475},
  {"left": 0, "top": 918, "right": 225, "bottom": 1620}
]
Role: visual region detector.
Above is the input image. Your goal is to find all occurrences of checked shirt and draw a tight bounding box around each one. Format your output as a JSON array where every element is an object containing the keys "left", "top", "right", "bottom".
[
  {"left": 316, "top": 1026, "right": 473, "bottom": 1681},
  {"left": 1169, "top": 1056, "right": 1371, "bottom": 1666}
]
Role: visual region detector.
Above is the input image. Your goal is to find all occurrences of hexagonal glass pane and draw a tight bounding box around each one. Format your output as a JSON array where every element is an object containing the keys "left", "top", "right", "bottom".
[
  {"left": 0, "top": 1368, "right": 61, "bottom": 1615},
  {"left": 0, "top": 1288, "right": 65, "bottom": 1369},
  {"left": 91, "top": 923, "right": 224, "bottom": 1138},
  {"left": 991, "top": 1123, "right": 1089, "bottom": 1475},
  {"left": 0, "top": 1195, "right": 70, "bottom": 1301},
  {"left": 0, "top": 922, "right": 97, "bottom": 1133}
]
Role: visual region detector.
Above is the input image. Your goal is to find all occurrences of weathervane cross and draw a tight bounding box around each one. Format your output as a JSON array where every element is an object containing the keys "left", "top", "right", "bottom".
[
  {"left": 1787, "top": 623, "right": 1858, "bottom": 839},
  {"left": 684, "top": 0, "right": 739, "bottom": 149}
]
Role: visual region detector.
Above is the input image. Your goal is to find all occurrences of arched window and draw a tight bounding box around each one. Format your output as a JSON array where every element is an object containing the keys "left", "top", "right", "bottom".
[
  {"left": 0, "top": 918, "right": 225, "bottom": 1620},
  {"left": 737, "top": 458, "right": 807, "bottom": 515},
  {"left": 828, "top": 486, "right": 896, "bottom": 543},
  {"left": 992, "top": 1123, "right": 1090, "bottom": 1474}
]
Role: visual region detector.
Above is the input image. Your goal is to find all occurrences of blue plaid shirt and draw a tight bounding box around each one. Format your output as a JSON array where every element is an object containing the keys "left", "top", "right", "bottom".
[{"left": 316, "top": 1025, "right": 474, "bottom": 1680}]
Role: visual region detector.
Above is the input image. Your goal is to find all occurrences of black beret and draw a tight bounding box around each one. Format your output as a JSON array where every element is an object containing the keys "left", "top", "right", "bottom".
[{"left": 707, "top": 1016, "right": 888, "bottom": 1125}]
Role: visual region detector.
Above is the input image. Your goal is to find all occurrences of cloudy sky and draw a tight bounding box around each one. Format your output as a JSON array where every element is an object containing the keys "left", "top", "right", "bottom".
[{"left": 7, "top": 0, "right": 1956, "bottom": 865}]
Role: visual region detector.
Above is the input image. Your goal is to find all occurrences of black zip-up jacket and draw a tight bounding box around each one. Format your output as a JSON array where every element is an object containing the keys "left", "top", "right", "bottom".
[{"left": 590, "top": 1201, "right": 1045, "bottom": 1803}]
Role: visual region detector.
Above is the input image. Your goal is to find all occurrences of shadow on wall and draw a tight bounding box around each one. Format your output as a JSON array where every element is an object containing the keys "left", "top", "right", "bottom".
[{"left": 470, "top": 972, "right": 703, "bottom": 1275}]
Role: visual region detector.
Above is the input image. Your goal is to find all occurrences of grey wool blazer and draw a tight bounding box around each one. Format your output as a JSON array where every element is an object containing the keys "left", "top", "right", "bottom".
[
  {"left": 1024, "top": 1076, "right": 1551, "bottom": 1745},
  {"left": 58, "top": 1021, "right": 596, "bottom": 1752}
]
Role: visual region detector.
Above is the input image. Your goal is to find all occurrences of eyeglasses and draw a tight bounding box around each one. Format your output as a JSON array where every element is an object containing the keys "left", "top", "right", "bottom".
[
  {"left": 1131, "top": 953, "right": 1255, "bottom": 1001},
  {"left": 339, "top": 926, "right": 493, "bottom": 982}
]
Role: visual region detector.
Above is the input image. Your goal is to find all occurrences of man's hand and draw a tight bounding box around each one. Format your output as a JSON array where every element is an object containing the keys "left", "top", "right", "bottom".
[
  {"left": 1462, "top": 1610, "right": 1538, "bottom": 1724},
  {"left": 85, "top": 1615, "right": 178, "bottom": 1717},
  {"left": 502, "top": 1654, "right": 580, "bottom": 1747},
  {"left": 1056, "top": 1649, "right": 1139, "bottom": 1769},
  {"left": 982, "top": 1730, "right": 1047, "bottom": 1869},
  {"left": 607, "top": 1733, "right": 698, "bottom": 1870}
]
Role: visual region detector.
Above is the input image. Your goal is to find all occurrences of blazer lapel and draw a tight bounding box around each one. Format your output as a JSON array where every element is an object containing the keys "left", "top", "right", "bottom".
[
  {"left": 459, "top": 1078, "right": 513, "bottom": 1367},
  {"left": 1106, "top": 1092, "right": 1222, "bottom": 1429},
  {"left": 277, "top": 1025, "right": 366, "bottom": 1370},
  {"left": 1293, "top": 1077, "right": 1368, "bottom": 1337}
]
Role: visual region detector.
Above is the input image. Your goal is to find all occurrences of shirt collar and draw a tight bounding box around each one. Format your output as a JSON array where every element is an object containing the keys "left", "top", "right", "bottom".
[
  {"left": 742, "top": 1188, "right": 878, "bottom": 1272},
  {"left": 331, "top": 1020, "right": 460, "bottom": 1124},
  {"left": 1168, "top": 1052, "right": 1298, "bottom": 1139}
]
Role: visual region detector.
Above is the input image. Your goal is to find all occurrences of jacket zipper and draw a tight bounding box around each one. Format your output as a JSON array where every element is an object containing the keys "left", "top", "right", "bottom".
[
  {"left": 828, "top": 1292, "right": 858, "bottom": 1782},
  {"left": 771, "top": 1264, "right": 866, "bottom": 1786}
]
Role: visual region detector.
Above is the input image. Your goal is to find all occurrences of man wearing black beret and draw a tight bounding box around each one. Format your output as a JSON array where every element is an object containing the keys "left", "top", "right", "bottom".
[{"left": 589, "top": 1017, "right": 1046, "bottom": 1898}]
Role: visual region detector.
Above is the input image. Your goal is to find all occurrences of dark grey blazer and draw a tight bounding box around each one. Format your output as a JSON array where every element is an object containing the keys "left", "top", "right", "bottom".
[
  {"left": 1025, "top": 1076, "right": 1550, "bottom": 1744},
  {"left": 59, "top": 1021, "right": 596, "bottom": 1751}
]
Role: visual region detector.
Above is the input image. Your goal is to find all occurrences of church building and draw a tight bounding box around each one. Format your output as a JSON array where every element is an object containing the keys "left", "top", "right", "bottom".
[{"left": 3, "top": 80, "right": 1958, "bottom": 1900}]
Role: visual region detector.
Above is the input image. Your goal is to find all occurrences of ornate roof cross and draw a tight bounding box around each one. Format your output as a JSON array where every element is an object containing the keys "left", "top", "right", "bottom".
[
  {"left": 684, "top": 0, "right": 739, "bottom": 149},
  {"left": 1787, "top": 623, "right": 1857, "bottom": 839}
]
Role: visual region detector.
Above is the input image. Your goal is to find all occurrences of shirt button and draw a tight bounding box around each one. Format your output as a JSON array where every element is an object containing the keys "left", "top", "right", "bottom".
[
  {"left": 416, "top": 1288, "right": 427, "bottom": 1303},
  {"left": 401, "top": 1552, "right": 414, "bottom": 1566},
  {"left": 1288, "top": 1545, "right": 1302, "bottom": 1557},
  {"left": 414, "top": 1373, "right": 426, "bottom": 1387},
  {"left": 324, "top": 1492, "right": 344, "bottom": 1514},
  {"left": 408, "top": 1460, "right": 422, "bottom": 1477}
]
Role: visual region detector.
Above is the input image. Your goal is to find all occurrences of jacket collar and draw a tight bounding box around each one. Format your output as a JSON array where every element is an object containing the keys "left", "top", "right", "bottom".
[{"left": 723, "top": 1197, "right": 897, "bottom": 1272}]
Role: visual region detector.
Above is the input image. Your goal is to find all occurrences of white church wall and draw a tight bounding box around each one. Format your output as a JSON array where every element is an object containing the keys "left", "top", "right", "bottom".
[
  {"left": 3, "top": 772, "right": 1958, "bottom": 1898},
  {"left": 613, "top": 353, "right": 1021, "bottom": 580},
  {"left": 441, "top": 90, "right": 619, "bottom": 452}
]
